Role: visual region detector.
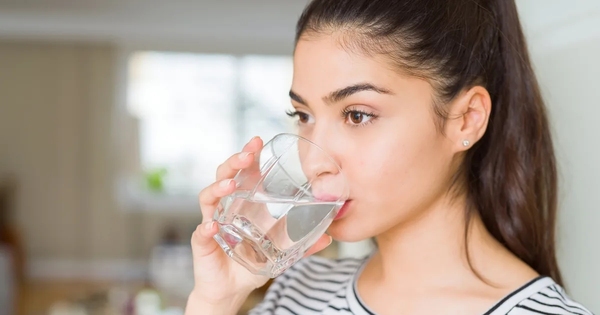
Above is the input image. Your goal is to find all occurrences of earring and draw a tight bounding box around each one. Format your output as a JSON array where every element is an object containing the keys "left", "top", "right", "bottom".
[{"left": 462, "top": 140, "right": 470, "bottom": 147}]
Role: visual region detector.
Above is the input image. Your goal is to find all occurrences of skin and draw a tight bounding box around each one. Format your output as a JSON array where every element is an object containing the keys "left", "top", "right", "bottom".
[
  {"left": 289, "top": 33, "right": 539, "bottom": 314},
  {"left": 186, "top": 32, "right": 539, "bottom": 315}
]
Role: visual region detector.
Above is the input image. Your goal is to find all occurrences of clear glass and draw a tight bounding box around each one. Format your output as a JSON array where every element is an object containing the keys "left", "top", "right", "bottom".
[{"left": 213, "top": 133, "right": 349, "bottom": 278}]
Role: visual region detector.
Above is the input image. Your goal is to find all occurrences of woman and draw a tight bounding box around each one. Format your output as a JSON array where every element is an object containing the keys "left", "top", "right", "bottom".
[{"left": 186, "top": 0, "right": 594, "bottom": 314}]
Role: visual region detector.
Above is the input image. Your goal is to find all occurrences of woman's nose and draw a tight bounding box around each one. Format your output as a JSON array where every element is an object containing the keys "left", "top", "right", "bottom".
[
  {"left": 297, "top": 138, "right": 348, "bottom": 200},
  {"left": 300, "top": 141, "right": 339, "bottom": 178}
]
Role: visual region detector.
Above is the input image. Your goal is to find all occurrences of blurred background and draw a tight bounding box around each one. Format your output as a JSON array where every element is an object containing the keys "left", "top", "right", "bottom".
[{"left": 0, "top": 0, "right": 598, "bottom": 314}]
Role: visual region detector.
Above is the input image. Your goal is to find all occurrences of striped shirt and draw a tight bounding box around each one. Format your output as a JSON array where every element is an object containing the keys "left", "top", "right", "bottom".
[{"left": 248, "top": 255, "right": 594, "bottom": 315}]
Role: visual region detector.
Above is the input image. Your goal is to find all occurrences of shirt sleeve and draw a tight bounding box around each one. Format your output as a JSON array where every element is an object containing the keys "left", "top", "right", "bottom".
[{"left": 507, "top": 284, "right": 595, "bottom": 315}]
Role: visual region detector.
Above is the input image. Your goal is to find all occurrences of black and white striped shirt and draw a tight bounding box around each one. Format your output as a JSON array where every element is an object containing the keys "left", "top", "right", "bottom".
[{"left": 248, "top": 255, "right": 594, "bottom": 315}]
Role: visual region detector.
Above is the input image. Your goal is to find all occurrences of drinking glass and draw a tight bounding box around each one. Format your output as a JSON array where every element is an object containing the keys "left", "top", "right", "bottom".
[{"left": 213, "top": 133, "right": 349, "bottom": 278}]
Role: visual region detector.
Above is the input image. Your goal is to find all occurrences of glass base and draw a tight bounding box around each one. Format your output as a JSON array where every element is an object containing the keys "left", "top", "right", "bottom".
[{"left": 213, "top": 223, "right": 300, "bottom": 278}]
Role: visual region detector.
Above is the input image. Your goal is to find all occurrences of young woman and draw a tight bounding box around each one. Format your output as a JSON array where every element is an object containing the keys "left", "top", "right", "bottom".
[{"left": 186, "top": 0, "right": 595, "bottom": 314}]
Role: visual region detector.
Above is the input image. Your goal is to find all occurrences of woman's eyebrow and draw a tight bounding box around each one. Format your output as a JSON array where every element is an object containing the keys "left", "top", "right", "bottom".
[
  {"left": 289, "top": 82, "right": 392, "bottom": 107},
  {"left": 323, "top": 83, "right": 392, "bottom": 104}
]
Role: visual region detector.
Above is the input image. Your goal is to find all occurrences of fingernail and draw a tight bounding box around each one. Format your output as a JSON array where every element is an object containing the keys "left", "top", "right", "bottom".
[
  {"left": 326, "top": 236, "right": 333, "bottom": 246},
  {"left": 219, "top": 179, "right": 232, "bottom": 188},
  {"left": 238, "top": 152, "right": 252, "bottom": 160},
  {"left": 205, "top": 220, "right": 215, "bottom": 231},
  {"left": 248, "top": 136, "right": 259, "bottom": 143}
]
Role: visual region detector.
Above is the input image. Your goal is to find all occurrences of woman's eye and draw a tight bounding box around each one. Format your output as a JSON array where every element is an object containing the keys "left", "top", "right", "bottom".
[
  {"left": 349, "top": 111, "right": 364, "bottom": 124},
  {"left": 286, "top": 110, "right": 314, "bottom": 124},
  {"left": 345, "top": 110, "right": 374, "bottom": 125},
  {"left": 298, "top": 112, "right": 310, "bottom": 123}
]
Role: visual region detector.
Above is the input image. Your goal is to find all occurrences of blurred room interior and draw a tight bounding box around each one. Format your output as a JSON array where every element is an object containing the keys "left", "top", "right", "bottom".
[{"left": 0, "top": 0, "right": 598, "bottom": 314}]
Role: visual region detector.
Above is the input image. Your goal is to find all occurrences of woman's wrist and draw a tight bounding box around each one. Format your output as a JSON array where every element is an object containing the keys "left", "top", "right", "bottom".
[{"left": 184, "top": 289, "right": 251, "bottom": 315}]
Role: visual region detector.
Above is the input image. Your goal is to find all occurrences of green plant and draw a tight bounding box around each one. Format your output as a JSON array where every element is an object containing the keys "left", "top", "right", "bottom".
[{"left": 144, "top": 167, "right": 168, "bottom": 193}]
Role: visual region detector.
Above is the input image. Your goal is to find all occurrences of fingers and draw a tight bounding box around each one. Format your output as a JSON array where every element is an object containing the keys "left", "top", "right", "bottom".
[
  {"left": 194, "top": 136, "right": 265, "bottom": 256},
  {"left": 243, "top": 136, "right": 264, "bottom": 153},
  {"left": 198, "top": 178, "right": 236, "bottom": 222},
  {"left": 215, "top": 151, "right": 255, "bottom": 181},
  {"left": 215, "top": 137, "right": 263, "bottom": 180},
  {"left": 190, "top": 220, "right": 220, "bottom": 257},
  {"left": 199, "top": 136, "right": 263, "bottom": 222},
  {"left": 303, "top": 234, "right": 333, "bottom": 257}
]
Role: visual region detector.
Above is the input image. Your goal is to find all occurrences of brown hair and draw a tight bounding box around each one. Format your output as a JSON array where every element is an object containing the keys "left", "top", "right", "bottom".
[{"left": 296, "top": 0, "right": 563, "bottom": 285}]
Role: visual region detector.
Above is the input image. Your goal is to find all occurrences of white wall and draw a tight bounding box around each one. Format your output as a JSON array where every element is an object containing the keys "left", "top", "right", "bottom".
[
  {"left": 517, "top": 1, "right": 600, "bottom": 310},
  {"left": 532, "top": 40, "right": 600, "bottom": 310}
]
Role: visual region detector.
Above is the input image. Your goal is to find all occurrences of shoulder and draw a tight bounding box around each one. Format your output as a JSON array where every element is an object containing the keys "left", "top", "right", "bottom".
[
  {"left": 283, "top": 254, "right": 367, "bottom": 281},
  {"left": 507, "top": 280, "right": 595, "bottom": 315},
  {"left": 270, "top": 254, "right": 366, "bottom": 296},
  {"left": 248, "top": 255, "right": 367, "bottom": 315}
]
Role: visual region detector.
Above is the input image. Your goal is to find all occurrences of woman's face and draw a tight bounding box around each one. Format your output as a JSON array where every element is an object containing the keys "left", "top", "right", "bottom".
[{"left": 291, "top": 35, "right": 458, "bottom": 241}]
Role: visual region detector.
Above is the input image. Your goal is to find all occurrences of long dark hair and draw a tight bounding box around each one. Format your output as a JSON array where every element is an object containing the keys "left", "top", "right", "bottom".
[{"left": 296, "top": 0, "right": 563, "bottom": 285}]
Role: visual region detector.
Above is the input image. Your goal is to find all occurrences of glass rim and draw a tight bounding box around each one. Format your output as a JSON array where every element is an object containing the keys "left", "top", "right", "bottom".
[{"left": 265, "top": 132, "right": 349, "bottom": 201}]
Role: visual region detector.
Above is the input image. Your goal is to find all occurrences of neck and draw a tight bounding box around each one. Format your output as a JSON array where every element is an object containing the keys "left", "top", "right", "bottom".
[{"left": 370, "top": 192, "right": 501, "bottom": 289}]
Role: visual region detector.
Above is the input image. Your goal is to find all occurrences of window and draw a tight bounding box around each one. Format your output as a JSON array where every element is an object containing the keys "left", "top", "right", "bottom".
[{"left": 122, "top": 51, "right": 295, "bottom": 203}]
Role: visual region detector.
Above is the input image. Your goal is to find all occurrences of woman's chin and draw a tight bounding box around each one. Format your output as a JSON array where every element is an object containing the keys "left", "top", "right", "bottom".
[{"left": 326, "top": 218, "right": 372, "bottom": 243}]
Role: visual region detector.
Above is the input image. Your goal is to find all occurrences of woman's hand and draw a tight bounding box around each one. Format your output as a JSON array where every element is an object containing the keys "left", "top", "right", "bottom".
[{"left": 186, "top": 136, "right": 334, "bottom": 314}]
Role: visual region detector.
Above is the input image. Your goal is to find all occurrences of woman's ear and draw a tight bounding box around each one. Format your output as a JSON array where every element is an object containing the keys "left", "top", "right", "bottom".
[{"left": 444, "top": 86, "right": 492, "bottom": 152}]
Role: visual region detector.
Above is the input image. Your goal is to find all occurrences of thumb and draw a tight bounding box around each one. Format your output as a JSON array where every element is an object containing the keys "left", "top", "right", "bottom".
[
  {"left": 303, "top": 234, "right": 333, "bottom": 257},
  {"left": 191, "top": 220, "right": 220, "bottom": 257}
]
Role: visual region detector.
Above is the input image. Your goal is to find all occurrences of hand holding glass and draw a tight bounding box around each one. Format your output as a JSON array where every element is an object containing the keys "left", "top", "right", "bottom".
[{"left": 213, "top": 133, "right": 349, "bottom": 278}]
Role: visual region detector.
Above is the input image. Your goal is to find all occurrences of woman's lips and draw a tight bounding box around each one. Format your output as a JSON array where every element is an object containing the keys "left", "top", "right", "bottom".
[
  {"left": 334, "top": 200, "right": 351, "bottom": 220},
  {"left": 313, "top": 193, "right": 351, "bottom": 220},
  {"left": 314, "top": 193, "right": 342, "bottom": 202}
]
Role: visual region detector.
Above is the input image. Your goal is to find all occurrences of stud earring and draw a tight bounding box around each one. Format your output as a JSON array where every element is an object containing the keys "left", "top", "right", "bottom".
[{"left": 462, "top": 140, "right": 470, "bottom": 147}]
